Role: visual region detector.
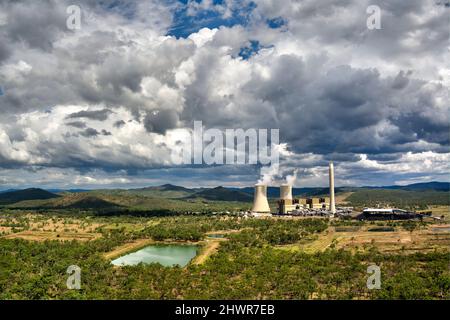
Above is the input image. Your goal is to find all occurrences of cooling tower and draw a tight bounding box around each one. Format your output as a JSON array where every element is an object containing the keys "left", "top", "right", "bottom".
[
  {"left": 251, "top": 184, "right": 271, "bottom": 213},
  {"left": 280, "top": 184, "right": 292, "bottom": 200},
  {"left": 329, "top": 162, "right": 336, "bottom": 214}
]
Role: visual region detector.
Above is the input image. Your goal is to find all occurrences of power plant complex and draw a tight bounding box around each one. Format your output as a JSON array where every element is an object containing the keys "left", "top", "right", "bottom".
[
  {"left": 250, "top": 162, "right": 425, "bottom": 220},
  {"left": 251, "top": 162, "right": 338, "bottom": 217}
]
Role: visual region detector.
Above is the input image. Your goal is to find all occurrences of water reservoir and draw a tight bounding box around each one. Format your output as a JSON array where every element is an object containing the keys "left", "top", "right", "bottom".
[{"left": 111, "top": 244, "right": 198, "bottom": 267}]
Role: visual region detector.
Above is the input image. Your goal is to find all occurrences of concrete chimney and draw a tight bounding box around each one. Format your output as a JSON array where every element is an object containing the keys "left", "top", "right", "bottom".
[
  {"left": 251, "top": 184, "right": 271, "bottom": 213},
  {"left": 280, "top": 184, "right": 293, "bottom": 200},
  {"left": 329, "top": 162, "right": 336, "bottom": 214}
]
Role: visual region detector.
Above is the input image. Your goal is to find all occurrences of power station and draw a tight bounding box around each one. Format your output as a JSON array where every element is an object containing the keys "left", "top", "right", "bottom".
[
  {"left": 251, "top": 162, "right": 337, "bottom": 216},
  {"left": 250, "top": 162, "right": 428, "bottom": 220}
]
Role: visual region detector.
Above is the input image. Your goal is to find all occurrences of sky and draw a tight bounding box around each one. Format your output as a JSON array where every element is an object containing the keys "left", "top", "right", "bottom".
[{"left": 0, "top": 0, "right": 449, "bottom": 189}]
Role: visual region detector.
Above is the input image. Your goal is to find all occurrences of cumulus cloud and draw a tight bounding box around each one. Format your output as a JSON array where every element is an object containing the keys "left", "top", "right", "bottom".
[{"left": 0, "top": 0, "right": 448, "bottom": 188}]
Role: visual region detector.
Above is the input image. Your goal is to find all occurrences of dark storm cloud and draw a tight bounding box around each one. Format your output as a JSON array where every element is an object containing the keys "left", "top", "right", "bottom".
[
  {"left": 96, "top": 55, "right": 147, "bottom": 93},
  {"left": 79, "top": 127, "right": 100, "bottom": 137},
  {"left": 66, "top": 121, "right": 87, "bottom": 129},
  {"left": 113, "top": 120, "right": 126, "bottom": 128},
  {"left": 367, "top": 153, "right": 402, "bottom": 162},
  {"left": 144, "top": 109, "right": 179, "bottom": 135},
  {"left": 238, "top": 59, "right": 448, "bottom": 156},
  {"left": 391, "top": 70, "right": 412, "bottom": 90},
  {"left": 0, "top": 34, "right": 11, "bottom": 63},
  {"left": 323, "top": 153, "right": 361, "bottom": 162},
  {"left": 77, "top": 127, "right": 112, "bottom": 137},
  {"left": 66, "top": 109, "right": 113, "bottom": 121},
  {"left": 391, "top": 113, "right": 450, "bottom": 146},
  {"left": 2, "top": 0, "right": 68, "bottom": 51},
  {"left": 101, "top": 129, "right": 112, "bottom": 136}
]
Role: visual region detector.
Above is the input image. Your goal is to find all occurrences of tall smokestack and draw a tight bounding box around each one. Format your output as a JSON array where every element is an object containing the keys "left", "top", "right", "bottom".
[
  {"left": 251, "top": 184, "right": 271, "bottom": 213},
  {"left": 280, "top": 184, "right": 293, "bottom": 200},
  {"left": 329, "top": 162, "right": 336, "bottom": 214}
]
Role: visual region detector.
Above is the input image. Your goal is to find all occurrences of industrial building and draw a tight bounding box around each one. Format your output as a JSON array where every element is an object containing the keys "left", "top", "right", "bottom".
[
  {"left": 357, "top": 208, "right": 425, "bottom": 220},
  {"left": 278, "top": 193, "right": 330, "bottom": 214},
  {"left": 276, "top": 162, "right": 336, "bottom": 215},
  {"left": 250, "top": 162, "right": 337, "bottom": 217}
]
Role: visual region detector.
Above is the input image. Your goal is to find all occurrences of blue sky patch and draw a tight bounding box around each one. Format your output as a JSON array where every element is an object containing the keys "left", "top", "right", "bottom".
[
  {"left": 267, "top": 17, "right": 286, "bottom": 29},
  {"left": 238, "top": 40, "right": 273, "bottom": 60},
  {"left": 168, "top": 0, "right": 256, "bottom": 38}
]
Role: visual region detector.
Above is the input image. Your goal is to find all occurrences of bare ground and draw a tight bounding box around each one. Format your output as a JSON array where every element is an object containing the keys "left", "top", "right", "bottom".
[
  {"left": 2, "top": 230, "right": 102, "bottom": 242},
  {"left": 103, "top": 238, "right": 155, "bottom": 260},
  {"left": 192, "top": 240, "right": 222, "bottom": 265},
  {"left": 279, "top": 224, "right": 450, "bottom": 254}
]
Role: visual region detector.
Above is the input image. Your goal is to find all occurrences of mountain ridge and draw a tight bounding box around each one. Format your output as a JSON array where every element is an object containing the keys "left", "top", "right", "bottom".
[
  {"left": 0, "top": 182, "right": 447, "bottom": 204},
  {"left": 0, "top": 188, "right": 60, "bottom": 205}
]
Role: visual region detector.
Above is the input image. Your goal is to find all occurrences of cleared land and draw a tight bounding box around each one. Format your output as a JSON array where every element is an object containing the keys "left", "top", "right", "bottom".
[
  {"left": 420, "top": 205, "right": 450, "bottom": 221},
  {"left": 279, "top": 224, "right": 450, "bottom": 254},
  {"left": 0, "top": 214, "right": 102, "bottom": 235},
  {"left": 336, "top": 192, "right": 354, "bottom": 205},
  {"left": 103, "top": 238, "right": 155, "bottom": 260},
  {"left": 192, "top": 240, "right": 222, "bottom": 265},
  {"left": 3, "top": 230, "right": 101, "bottom": 242}
]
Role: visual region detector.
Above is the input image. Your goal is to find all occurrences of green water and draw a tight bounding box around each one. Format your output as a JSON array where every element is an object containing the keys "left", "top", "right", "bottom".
[{"left": 111, "top": 244, "right": 198, "bottom": 267}]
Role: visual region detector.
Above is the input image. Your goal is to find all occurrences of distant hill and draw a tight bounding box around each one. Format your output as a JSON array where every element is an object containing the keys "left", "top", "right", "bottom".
[
  {"left": 63, "top": 196, "right": 121, "bottom": 209},
  {"left": 1, "top": 182, "right": 447, "bottom": 208},
  {"left": 0, "top": 189, "right": 18, "bottom": 194},
  {"left": 237, "top": 182, "right": 449, "bottom": 198},
  {"left": 0, "top": 188, "right": 60, "bottom": 205},
  {"left": 138, "top": 184, "right": 193, "bottom": 193},
  {"left": 186, "top": 186, "right": 253, "bottom": 202},
  {"left": 126, "top": 184, "right": 195, "bottom": 199},
  {"left": 47, "top": 189, "right": 89, "bottom": 193},
  {"left": 370, "top": 181, "right": 450, "bottom": 192}
]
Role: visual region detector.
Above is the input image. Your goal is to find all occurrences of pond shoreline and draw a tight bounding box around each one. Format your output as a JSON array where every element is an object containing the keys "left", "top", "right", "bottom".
[
  {"left": 110, "top": 243, "right": 199, "bottom": 267},
  {"left": 103, "top": 238, "right": 208, "bottom": 260}
]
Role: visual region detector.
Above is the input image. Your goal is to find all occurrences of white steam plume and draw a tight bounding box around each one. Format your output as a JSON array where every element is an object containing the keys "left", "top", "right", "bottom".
[{"left": 285, "top": 169, "right": 298, "bottom": 186}]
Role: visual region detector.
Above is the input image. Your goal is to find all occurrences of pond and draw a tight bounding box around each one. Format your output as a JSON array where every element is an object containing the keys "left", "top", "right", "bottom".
[{"left": 111, "top": 244, "right": 198, "bottom": 267}]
